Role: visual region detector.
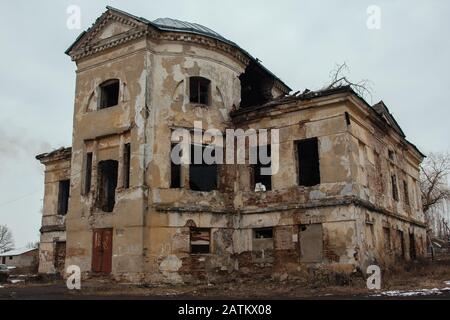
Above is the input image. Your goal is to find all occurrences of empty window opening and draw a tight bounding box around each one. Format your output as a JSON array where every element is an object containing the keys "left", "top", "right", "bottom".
[
  {"left": 383, "top": 227, "right": 391, "bottom": 251},
  {"left": 297, "top": 138, "right": 321, "bottom": 187},
  {"left": 84, "top": 152, "right": 93, "bottom": 195},
  {"left": 239, "top": 61, "right": 274, "bottom": 108},
  {"left": 403, "top": 180, "right": 410, "bottom": 205},
  {"left": 344, "top": 112, "right": 351, "bottom": 126},
  {"left": 299, "top": 224, "right": 323, "bottom": 263},
  {"left": 252, "top": 227, "right": 274, "bottom": 260},
  {"left": 252, "top": 145, "right": 272, "bottom": 191},
  {"left": 254, "top": 228, "right": 273, "bottom": 239},
  {"left": 97, "top": 160, "right": 118, "bottom": 213},
  {"left": 397, "top": 230, "right": 405, "bottom": 259},
  {"left": 189, "top": 144, "right": 218, "bottom": 192},
  {"left": 58, "top": 180, "right": 70, "bottom": 216},
  {"left": 99, "top": 79, "right": 120, "bottom": 109},
  {"left": 409, "top": 233, "right": 417, "bottom": 260},
  {"left": 189, "top": 77, "right": 210, "bottom": 105},
  {"left": 391, "top": 174, "right": 399, "bottom": 201},
  {"left": 170, "top": 143, "right": 182, "bottom": 188},
  {"left": 388, "top": 150, "right": 395, "bottom": 161},
  {"left": 190, "top": 228, "right": 211, "bottom": 254},
  {"left": 123, "top": 143, "right": 131, "bottom": 189}
]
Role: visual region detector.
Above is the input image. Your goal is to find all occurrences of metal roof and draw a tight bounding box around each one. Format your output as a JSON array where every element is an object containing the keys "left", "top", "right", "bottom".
[{"left": 152, "top": 18, "right": 229, "bottom": 43}]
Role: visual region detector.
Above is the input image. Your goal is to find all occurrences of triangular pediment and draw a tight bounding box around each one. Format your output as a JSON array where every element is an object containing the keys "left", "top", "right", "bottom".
[
  {"left": 66, "top": 7, "right": 151, "bottom": 60},
  {"left": 372, "top": 101, "right": 406, "bottom": 137},
  {"left": 95, "top": 20, "right": 134, "bottom": 41}
]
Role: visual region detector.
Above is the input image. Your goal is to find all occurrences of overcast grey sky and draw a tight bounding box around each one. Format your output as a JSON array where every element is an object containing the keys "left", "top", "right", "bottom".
[{"left": 0, "top": 0, "right": 449, "bottom": 248}]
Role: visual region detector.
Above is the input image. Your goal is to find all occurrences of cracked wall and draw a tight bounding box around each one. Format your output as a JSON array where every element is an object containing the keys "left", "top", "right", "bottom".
[{"left": 36, "top": 11, "right": 427, "bottom": 283}]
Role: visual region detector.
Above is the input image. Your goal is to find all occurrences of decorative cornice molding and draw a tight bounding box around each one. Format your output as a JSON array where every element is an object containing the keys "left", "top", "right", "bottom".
[
  {"left": 40, "top": 225, "right": 66, "bottom": 234},
  {"left": 68, "top": 11, "right": 250, "bottom": 66}
]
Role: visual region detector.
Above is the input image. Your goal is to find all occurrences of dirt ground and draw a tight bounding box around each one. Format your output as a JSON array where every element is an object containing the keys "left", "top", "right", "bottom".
[{"left": 1, "top": 258, "right": 450, "bottom": 300}]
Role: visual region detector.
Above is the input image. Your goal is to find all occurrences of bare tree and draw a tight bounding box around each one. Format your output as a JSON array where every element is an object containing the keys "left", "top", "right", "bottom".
[
  {"left": 324, "top": 62, "right": 373, "bottom": 101},
  {"left": 420, "top": 152, "right": 450, "bottom": 215},
  {"left": 0, "top": 225, "right": 14, "bottom": 253}
]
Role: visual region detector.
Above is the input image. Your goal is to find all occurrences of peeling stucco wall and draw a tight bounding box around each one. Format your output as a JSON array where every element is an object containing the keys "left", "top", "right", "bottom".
[{"left": 36, "top": 10, "right": 427, "bottom": 283}]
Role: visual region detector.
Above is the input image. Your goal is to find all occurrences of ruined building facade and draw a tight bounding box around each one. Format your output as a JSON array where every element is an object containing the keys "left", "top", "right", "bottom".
[{"left": 36, "top": 7, "right": 426, "bottom": 282}]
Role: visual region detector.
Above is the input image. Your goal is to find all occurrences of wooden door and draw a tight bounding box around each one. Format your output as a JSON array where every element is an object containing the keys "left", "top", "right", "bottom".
[{"left": 92, "top": 229, "right": 113, "bottom": 274}]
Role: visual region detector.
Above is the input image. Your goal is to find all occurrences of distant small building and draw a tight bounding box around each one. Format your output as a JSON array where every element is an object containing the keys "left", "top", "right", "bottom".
[{"left": 0, "top": 248, "right": 39, "bottom": 269}]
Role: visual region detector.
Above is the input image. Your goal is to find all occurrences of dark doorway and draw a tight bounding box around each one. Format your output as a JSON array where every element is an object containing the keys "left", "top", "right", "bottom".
[
  {"left": 92, "top": 229, "right": 113, "bottom": 274},
  {"left": 54, "top": 241, "right": 66, "bottom": 274},
  {"left": 97, "top": 160, "right": 118, "bottom": 212}
]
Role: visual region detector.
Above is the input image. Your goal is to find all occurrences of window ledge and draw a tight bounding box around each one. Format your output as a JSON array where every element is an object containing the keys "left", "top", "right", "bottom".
[{"left": 188, "top": 102, "right": 210, "bottom": 108}]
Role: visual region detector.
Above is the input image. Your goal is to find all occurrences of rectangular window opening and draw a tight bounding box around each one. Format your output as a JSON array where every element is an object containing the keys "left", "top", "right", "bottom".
[
  {"left": 391, "top": 174, "right": 399, "bottom": 201},
  {"left": 254, "top": 228, "right": 274, "bottom": 239},
  {"left": 253, "top": 145, "right": 272, "bottom": 191},
  {"left": 171, "top": 143, "right": 182, "bottom": 188},
  {"left": 383, "top": 227, "right": 391, "bottom": 251},
  {"left": 99, "top": 80, "right": 120, "bottom": 109},
  {"left": 58, "top": 180, "right": 70, "bottom": 216},
  {"left": 388, "top": 150, "right": 395, "bottom": 161},
  {"left": 297, "top": 138, "right": 320, "bottom": 187},
  {"left": 345, "top": 112, "right": 351, "bottom": 126},
  {"left": 97, "top": 160, "right": 118, "bottom": 213},
  {"left": 189, "top": 144, "right": 218, "bottom": 192},
  {"left": 190, "top": 228, "right": 211, "bottom": 254},
  {"left": 403, "top": 180, "right": 410, "bottom": 205},
  {"left": 397, "top": 230, "right": 405, "bottom": 259},
  {"left": 123, "top": 143, "right": 131, "bottom": 189},
  {"left": 84, "top": 152, "right": 93, "bottom": 195},
  {"left": 190, "top": 77, "right": 210, "bottom": 105},
  {"left": 409, "top": 233, "right": 416, "bottom": 260}
]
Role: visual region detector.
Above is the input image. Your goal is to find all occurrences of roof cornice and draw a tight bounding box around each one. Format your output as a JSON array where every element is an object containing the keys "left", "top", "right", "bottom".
[{"left": 66, "top": 7, "right": 291, "bottom": 93}]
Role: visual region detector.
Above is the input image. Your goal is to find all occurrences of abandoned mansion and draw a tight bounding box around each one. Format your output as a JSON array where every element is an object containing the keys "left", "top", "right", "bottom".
[{"left": 36, "top": 7, "right": 426, "bottom": 283}]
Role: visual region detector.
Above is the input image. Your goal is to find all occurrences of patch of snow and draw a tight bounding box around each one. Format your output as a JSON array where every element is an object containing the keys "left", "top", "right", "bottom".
[
  {"left": 444, "top": 281, "right": 450, "bottom": 286},
  {"left": 373, "top": 288, "right": 450, "bottom": 297},
  {"left": 9, "top": 279, "right": 24, "bottom": 284}
]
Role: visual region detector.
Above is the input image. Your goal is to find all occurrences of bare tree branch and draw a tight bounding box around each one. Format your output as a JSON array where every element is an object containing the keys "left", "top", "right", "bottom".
[
  {"left": 324, "top": 62, "right": 374, "bottom": 102},
  {"left": 420, "top": 152, "right": 450, "bottom": 215},
  {"left": 0, "top": 225, "right": 14, "bottom": 253}
]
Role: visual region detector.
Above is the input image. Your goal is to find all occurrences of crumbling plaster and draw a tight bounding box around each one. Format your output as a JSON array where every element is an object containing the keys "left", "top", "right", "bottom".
[{"left": 36, "top": 9, "right": 426, "bottom": 283}]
